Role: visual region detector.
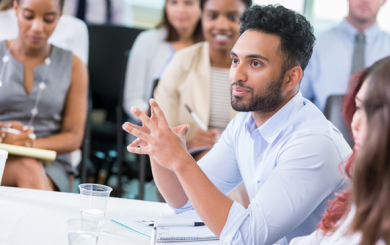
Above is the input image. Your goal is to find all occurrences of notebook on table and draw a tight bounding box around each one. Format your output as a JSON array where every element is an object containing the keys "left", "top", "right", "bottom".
[
  {"left": 112, "top": 210, "right": 219, "bottom": 243},
  {"left": 0, "top": 143, "right": 56, "bottom": 163}
]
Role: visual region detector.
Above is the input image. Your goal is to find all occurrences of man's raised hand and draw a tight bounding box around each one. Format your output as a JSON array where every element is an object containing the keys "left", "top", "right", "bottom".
[{"left": 122, "top": 99, "right": 191, "bottom": 171}]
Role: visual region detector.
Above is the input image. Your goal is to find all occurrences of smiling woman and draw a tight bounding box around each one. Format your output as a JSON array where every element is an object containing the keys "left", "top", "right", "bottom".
[
  {"left": 154, "top": 0, "right": 251, "bottom": 150},
  {"left": 0, "top": 0, "right": 88, "bottom": 192}
]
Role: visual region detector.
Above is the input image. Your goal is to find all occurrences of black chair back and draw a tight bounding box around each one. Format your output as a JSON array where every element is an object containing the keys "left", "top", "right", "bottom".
[
  {"left": 323, "top": 95, "right": 354, "bottom": 147},
  {"left": 87, "top": 25, "right": 144, "bottom": 112}
]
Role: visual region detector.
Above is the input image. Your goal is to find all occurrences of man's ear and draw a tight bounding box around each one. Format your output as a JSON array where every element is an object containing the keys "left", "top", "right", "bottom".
[{"left": 283, "top": 66, "right": 302, "bottom": 92}]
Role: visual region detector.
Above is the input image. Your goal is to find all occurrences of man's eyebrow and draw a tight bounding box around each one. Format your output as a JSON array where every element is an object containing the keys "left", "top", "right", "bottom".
[
  {"left": 246, "top": 54, "right": 269, "bottom": 62},
  {"left": 230, "top": 51, "right": 269, "bottom": 62},
  {"left": 355, "top": 96, "right": 363, "bottom": 102}
]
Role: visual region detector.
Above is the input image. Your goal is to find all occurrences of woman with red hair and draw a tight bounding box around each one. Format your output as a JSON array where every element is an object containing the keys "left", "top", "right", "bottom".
[{"left": 291, "top": 56, "right": 390, "bottom": 244}]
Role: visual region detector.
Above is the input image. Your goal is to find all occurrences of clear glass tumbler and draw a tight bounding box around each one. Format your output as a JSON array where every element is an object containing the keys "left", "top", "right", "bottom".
[
  {"left": 79, "top": 184, "right": 112, "bottom": 229},
  {"left": 68, "top": 218, "right": 99, "bottom": 245}
]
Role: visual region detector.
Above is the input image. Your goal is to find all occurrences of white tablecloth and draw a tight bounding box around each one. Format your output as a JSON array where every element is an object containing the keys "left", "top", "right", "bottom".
[{"left": 0, "top": 187, "right": 220, "bottom": 245}]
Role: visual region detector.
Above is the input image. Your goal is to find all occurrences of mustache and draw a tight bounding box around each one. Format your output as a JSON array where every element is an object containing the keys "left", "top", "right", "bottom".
[{"left": 231, "top": 82, "right": 253, "bottom": 92}]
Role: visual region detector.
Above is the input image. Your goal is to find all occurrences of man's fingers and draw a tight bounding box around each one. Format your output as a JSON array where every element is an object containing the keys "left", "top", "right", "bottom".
[
  {"left": 122, "top": 123, "right": 153, "bottom": 142},
  {"left": 129, "top": 138, "right": 148, "bottom": 148},
  {"left": 130, "top": 107, "right": 159, "bottom": 132},
  {"left": 127, "top": 146, "right": 149, "bottom": 155},
  {"left": 177, "top": 125, "right": 190, "bottom": 139},
  {"left": 149, "top": 99, "right": 170, "bottom": 129}
]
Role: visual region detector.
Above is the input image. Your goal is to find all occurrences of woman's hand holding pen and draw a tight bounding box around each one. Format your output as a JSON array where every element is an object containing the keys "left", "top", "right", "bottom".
[
  {"left": 122, "top": 99, "right": 193, "bottom": 171},
  {"left": 0, "top": 121, "right": 35, "bottom": 147},
  {"left": 187, "top": 129, "right": 220, "bottom": 150}
]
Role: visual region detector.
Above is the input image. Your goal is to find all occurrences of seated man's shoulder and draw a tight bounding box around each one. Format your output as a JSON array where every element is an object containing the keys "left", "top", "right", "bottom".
[{"left": 314, "top": 27, "right": 344, "bottom": 48}]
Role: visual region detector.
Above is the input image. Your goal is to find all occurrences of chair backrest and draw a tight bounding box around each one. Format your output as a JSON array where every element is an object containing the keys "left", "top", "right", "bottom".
[
  {"left": 323, "top": 95, "right": 354, "bottom": 147},
  {"left": 87, "top": 25, "right": 144, "bottom": 113}
]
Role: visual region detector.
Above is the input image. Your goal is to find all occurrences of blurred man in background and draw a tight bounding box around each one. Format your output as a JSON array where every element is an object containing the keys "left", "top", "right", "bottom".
[{"left": 301, "top": 0, "right": 390, "bottom": 111}]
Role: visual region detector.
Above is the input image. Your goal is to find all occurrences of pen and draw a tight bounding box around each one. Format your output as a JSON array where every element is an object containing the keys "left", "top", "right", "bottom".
[
  {"left": 0, "top": 127, "right": 36, "bottom": 140},
  {"left": 184, "top": 104, "right": 208, "bottom": 131},
  {"left": 148, "top": 221, "right": 205, "bottom": 227},
  {"left": 150, "top": 224, "right": 157, "bottom": 245}
]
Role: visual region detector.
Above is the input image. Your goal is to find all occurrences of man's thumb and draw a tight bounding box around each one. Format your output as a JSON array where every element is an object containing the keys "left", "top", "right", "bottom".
[{"left": 178, "top": 125, "right": 190, "bottom": 138}]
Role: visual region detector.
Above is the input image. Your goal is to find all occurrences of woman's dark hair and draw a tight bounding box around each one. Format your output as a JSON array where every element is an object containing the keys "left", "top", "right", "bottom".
[
  {"left": 350, "top": 57, "right": 390, "bottom": 245},
  {"left": 11, "top": 0, "right": 65, "bottom": 11},
  {"left": 200, "top": 0, "right": 252, "bottom": 11},
  {"left": 317, "top": 56, "right": 390, "bottom": 237},
  {"left": 157, "top": 0, "right": 204, "bottom": 43},
  {"left": 239, "top": 4, "right": 315, "bottom": 75}
]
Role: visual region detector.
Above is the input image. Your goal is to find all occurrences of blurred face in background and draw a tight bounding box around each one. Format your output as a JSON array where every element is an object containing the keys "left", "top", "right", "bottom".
[
  {"left": 351, "top": 80, "right": 369, "bottom": 151},
  {"left": 165, "top": 0, "right": 201, "bottom": 34},
  {"left": 348, "top": 0, "right": 386, "bottom": 24},
  {"left": 202, "top": 0, "right": 246, "bottom": 53},
  {"left": 14, "top": 0, "right": 61, "bottom": 49}
]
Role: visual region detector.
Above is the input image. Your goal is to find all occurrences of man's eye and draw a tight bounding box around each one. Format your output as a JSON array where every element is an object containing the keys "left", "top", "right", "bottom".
[
  {"left": 232, "top": 58, "right": 239, "bottom": 64},
  {"left": 253, "top": 61, "right": 261, "bottom": 67}
]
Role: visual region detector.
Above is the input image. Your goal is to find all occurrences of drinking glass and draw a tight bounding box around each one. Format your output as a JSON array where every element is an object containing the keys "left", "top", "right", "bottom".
[
  {"left": 79, "top": 184, "right": 112, "bottom": 229},
  {"left": 68, "top": 218, "right": 99, "bottom": 245}
]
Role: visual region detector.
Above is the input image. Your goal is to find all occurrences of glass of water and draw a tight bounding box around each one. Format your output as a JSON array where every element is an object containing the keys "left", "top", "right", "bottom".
[
  {"left": 79, "top": 184, "right": 112, "bottom": 230},
  {"left": 68, "top": 219, "right": 99, "bottom": 245}
]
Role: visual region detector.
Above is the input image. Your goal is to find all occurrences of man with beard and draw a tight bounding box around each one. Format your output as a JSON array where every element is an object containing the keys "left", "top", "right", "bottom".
[
  {"left": 122, "top": 5, "right": 352, "bottom": 245},
  {"left": 301, "top": 0, "right": 390, "bottom": 112}
]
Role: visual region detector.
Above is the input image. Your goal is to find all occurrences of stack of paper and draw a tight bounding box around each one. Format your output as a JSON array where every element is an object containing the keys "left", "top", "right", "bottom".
[{"left": 112, "top": 210, "right": 219, "bottom": 243}]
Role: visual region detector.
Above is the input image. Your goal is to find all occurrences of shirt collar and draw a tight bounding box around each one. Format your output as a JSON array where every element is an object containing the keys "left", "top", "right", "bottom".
[
  {"left": 245, "top": 92, "right": 304, "bottom": 144},
  {"left": 340, "top": 18, "right": 381, "bottom": 44}
]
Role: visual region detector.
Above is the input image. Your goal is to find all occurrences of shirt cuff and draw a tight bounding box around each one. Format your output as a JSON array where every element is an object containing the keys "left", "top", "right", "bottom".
[
  {"left": 220, "top": 201, "right": 249, "bottom": 244},
  {"left": 168, "top": 199, "right": 194, "bottom": 214}
]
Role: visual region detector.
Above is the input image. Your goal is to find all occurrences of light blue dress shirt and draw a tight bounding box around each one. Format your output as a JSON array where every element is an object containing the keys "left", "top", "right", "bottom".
[
  {"left": 170, "top": 92, "right": 352, "bottom": 245},
  {"left": 301, "top": 19, "right": 390, "bottom": 111}
]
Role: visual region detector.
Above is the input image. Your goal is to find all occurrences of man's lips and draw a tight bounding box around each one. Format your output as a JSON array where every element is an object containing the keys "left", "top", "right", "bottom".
[{"left": 232, "top": 86, "right": 251, "bottom": 96}]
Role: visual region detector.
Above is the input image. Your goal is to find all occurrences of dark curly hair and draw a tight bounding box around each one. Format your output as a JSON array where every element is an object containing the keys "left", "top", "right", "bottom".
[
  {"left": 200, "top": 0, "right": 252, "bottom": 11},
  {"left": 239, "top": 4, "right": 315, "bottom": 74}
]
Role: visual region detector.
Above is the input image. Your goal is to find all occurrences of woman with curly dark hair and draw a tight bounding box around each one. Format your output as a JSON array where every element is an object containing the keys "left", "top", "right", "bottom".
[{"left": 291, "top": 56, "right": 390, "bottom": 245}]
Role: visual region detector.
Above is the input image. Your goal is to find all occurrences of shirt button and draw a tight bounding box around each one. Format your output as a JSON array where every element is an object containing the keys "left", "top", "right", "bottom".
[{"left": 257, "top": 156, "right": 262, "bottom": 162}]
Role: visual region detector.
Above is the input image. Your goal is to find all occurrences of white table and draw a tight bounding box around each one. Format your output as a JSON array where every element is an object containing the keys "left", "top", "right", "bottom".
[{"left": 0, "top": 187, "right": 220, "bottom": 245}]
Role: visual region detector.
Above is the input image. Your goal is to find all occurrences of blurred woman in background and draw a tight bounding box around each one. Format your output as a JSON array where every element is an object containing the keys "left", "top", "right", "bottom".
[
  {"left": 0, "top": 0, "right": 88, "bottom": 192},
  {"left": 123, "top": 0, "right": 203, "bottom": 122},
  {"left": 291, "top": 56, "right": 390, "bottom": 245},
  {"left": 154, "top": 0, "right": 252, "bottom": 155}
]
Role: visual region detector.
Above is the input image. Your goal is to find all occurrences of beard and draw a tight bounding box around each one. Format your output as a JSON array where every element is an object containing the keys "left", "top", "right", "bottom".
[{"left": 231, "top": 75, "right": 284, "bottom": 113}]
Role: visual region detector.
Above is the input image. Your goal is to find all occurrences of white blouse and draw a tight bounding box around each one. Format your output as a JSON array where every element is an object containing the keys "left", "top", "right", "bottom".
[{"left": 290, "top": 205, "right": 384, "bottom": 245}]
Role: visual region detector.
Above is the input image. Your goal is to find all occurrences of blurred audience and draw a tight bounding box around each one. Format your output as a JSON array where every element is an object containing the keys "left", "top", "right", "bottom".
[
  {"left": 301, "top": 0, "right": 390, "bottom": 111},
  {"left": 0, "top": 0, "right": 88, "bottom": 192},
  {"left": 65, "top": 0, "right": 133, "bottom": 26},
  {"left": 123, "top": 0, "right": 203, "bottom": 122},
  {"left": 0, "top": 0, "right": 89, "bottom": 64},
  {"left": 154, "top": 0, "right": 251, "bottom": 156},
  {"left": 291, "top": 56, "right": 390, "bottom": 245}
]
